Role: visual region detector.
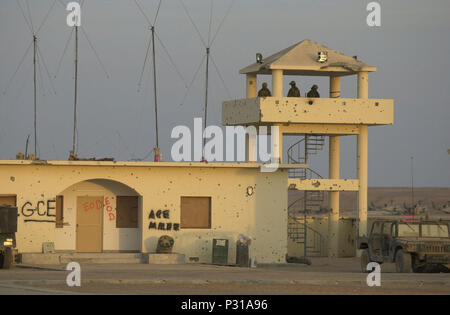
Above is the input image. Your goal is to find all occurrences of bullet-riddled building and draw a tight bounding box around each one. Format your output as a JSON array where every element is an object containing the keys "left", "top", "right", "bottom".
[
  {"left": 0, "top": 39, "right": 393, "bottom": 263},
  {"left": 223, "top": 39, "right": 393, "bottom": 258},
  {"left": 0, "top": 161, "right": 289, "bottom": 263}
]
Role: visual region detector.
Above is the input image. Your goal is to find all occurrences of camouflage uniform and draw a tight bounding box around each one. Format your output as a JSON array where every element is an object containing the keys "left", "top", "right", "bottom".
[
  {"left": 287, "top": 81, "right": 300, "bottom": 97},
  {"left": 258, "top": 83, "right": 271, "bottom": 97},
  {"left": 306, "top": 85, "right": 320, "bottom": 98}
]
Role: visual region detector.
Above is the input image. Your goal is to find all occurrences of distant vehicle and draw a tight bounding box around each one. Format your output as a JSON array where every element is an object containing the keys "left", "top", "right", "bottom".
[
  {"left": 0, "top": 205, "right": 18, "bottom": 269},
  {"left": 358, "top": 219, "right": 450, "bottom": 273}
]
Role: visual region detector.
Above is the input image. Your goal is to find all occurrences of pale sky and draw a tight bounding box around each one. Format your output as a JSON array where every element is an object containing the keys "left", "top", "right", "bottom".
[{"left": 0, "top": 0, "right": 449, "bottom": 187}]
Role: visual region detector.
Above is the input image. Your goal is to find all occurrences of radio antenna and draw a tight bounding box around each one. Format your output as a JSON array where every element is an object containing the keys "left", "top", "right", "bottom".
[
  {"left": 55, "top": 0, "right": 109, "bottom": 158},
  {"left": 3, "top": 0, "right": 57, "bottom": 159},
  {"left": 179, "top": 0, "right": 235, "bottom": 161}
]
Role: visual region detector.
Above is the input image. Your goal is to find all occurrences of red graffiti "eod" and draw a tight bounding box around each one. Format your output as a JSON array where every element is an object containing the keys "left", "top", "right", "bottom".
[
  {"left": 82, "top": 200, "right": 103, "bottom": 211},
  {"left": 105, "top": 197, "right": 115, "bottom": 221}
]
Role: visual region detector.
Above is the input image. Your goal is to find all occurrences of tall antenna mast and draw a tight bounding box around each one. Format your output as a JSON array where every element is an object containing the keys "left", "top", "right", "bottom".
[
  {"left": 203, "top": 47, "right": 210, "bottom": 155},
  {"left": 202, "top": 0, "right": 213, "bottom": 159},
  {"left": 134, "top": 0, "right": 164, "bottom": 161},
  {"left": 4, "top": 1, "right": 57, "bottom": 160},
  {"left": 72, "top": 25, "right": 79, "bottom": 155},
  {"left": 411, "top": 156, "right": 414, "bottom": 213},
  {"left": 25, "top": 134, "right": 30, "bottom": 158},
  {"left": 33, "top": 35, "right": 38, "bottom": 158},
  {"left": 56, "top": 1, "right": 109, "bottom": 159},
  {"left": 151, "top": 26, "right": 160, "bottom": 158},
  {"left": 179, "top": 0, "right": 235, "bottom": 161}
]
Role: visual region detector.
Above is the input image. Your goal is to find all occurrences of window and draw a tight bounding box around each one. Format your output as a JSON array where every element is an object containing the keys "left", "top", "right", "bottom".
[
  {"left": 116, "top": 196, "right": 138, "bottom": 228},
  {"left": 56, "top": 195, "right": 64, "bottom": 228},
  {"left": 371, "top": 222, "right": 382, "bottom": 235},
  {"left": 180, "top": 197, "right": 211, "bottom": 229},
  {"left": 382, "top": 222, "right": 393, "bottom": 237}
]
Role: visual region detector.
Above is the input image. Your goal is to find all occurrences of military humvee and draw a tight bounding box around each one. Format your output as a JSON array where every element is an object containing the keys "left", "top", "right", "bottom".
[
  {"left": 0, "top": 205, "right": 17, "bottom": 269},
  {"left": 358, "top": 219, "right": 450, "bottom": 273}
]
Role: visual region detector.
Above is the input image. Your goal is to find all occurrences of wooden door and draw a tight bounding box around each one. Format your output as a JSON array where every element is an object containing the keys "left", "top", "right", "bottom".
[{"left": 76, "top": 196, "right": 103, "bottom": 253}]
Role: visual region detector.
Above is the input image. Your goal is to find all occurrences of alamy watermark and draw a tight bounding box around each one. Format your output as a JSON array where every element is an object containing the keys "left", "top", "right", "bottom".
[
  {"left": 171, "top": 118, "right": 280, "bottom": 172},
  {"left": 366, "top": 262, "right": 381, "bottom": 287},
  {"left": 366, "top": 2, "right": 381, "bottom": 27},
  {"left": 66, "top": 262, "right": 81, "bottom": 287},
  {"left": 66, "top": 2, "right": 81, "bottom": 27}
]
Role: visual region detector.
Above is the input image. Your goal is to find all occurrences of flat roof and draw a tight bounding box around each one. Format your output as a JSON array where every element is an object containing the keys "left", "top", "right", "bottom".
[{"left": 0, "top": 160, "right": 307, "bottom": 169}]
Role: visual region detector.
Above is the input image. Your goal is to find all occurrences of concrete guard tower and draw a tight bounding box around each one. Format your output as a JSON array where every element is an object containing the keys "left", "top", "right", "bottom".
[{"left": 222, "top": 39, "right": 394, "bottom": 257}]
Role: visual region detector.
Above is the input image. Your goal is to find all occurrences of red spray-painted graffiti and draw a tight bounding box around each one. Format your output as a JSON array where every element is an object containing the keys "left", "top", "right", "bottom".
[
  {"left": 82, "top": 200, "right": 103, "bottom": 211},
  {"left": 105, "top": 197, "right": 115, "bottom": 221}
]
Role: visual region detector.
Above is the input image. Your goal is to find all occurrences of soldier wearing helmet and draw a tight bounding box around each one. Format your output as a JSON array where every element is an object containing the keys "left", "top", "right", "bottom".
[
  {"left": 306, "top": 85, "right": 320, "bottom": 98},
  {"left": 287, "top": 81, "right": 301, "bottom": 97},
  {"left": 257, "top": 82, "right": 272, "bottom": 97}
]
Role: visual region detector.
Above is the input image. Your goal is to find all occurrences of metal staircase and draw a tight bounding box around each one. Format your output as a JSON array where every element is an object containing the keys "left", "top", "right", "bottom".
[
  {"left": 287, "top": 135, "right": 325, "bottom": 178},
  {"left": 287, "top": 135, "right": 327, "bottom": 257},
  {"left": 288, "top": 216, "right": 326, "bottom": 257},
  {"left": 287, "top": 135, "right": 326, "bottom": 213}
]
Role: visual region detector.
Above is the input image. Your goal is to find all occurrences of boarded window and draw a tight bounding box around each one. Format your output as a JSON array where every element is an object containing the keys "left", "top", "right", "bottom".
[
  {"left": 180, "top": 197, "right": 211, "bottom": 229},
  {"left": 56, "top": 195, "right": 64, "bottom": 228},
  {"left": 116, "top": 196, "right": 138, "bottom": 228},
  {"left": 0, "top": 195, "right": 16, "bottom": 207}
]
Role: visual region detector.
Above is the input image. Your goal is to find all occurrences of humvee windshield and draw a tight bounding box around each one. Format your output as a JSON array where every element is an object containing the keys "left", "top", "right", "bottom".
[
  {"left": 398, "top": 223, "right": 420, "bottom": 237},
  {"left": 398, "top": 222, "right": 449, "bottom": 238},
  {"left": 422, "top": 224, "right": 449, "bottom": 238}
]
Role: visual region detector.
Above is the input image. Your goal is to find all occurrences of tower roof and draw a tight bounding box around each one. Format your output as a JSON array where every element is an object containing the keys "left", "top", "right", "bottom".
[{"left": 239, "top": 39, "right": 376, "bottom": 76}]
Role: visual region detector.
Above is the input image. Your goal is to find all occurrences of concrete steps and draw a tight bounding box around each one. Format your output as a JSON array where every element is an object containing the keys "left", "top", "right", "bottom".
[{"left": 20, "top": 253, "right": 144, "bottom": 265}]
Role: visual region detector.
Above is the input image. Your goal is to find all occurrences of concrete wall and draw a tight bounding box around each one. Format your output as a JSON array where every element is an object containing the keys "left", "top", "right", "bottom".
[
  {"left": 288, "top": 217, "right": 357, "bottom": 258},
  {"left": 223, "top": 97, "right": 394, "bottom": 126},
  {"left": 0, "top": 161, "right": 288, "bottom": 264}
]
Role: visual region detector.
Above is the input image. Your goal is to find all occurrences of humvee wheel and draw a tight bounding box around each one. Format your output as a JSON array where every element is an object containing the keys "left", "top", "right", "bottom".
[
  {"left": 412, "top": 265, "right": 425, "bottom": 273},
  {"left": 395, "top": 249, "right": 412, "bottom": 273},
  {"left": 412, "top": 261, "right": 426, "bottom": 273},
  {"left": 360, "top": 249, "right": 371, "bottom": 273}
]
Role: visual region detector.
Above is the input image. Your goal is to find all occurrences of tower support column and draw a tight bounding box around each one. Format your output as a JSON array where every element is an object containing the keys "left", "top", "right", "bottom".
[
  {"left": 271, "top": 70, "right": 283, "bottom": 161},
  {"left": 272, "top": 69, "right": 283, "bottom": 97},
  {"left": 357, "top": 72, "right": 369, "bottom": 238},
  {"left": 245, "top": 131, "right": 257, "bottom": 162},
  {"left": 357, "top": 125, "right": 368, "bottom": 237},
  {"left": 328, "top": 76, "right": 341, "bottom": 258},
  {"left": 246, "top": 74, "right": 257, "bottom": 98},
  {"left": 277, "top": 127, "right": 283, "bottom": 163},
  {"left": 328, "top": 136, "right": 340, "bottom": 258},
  {"left": 245, "top": 74, "right": 258, "bottom": 162}
]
